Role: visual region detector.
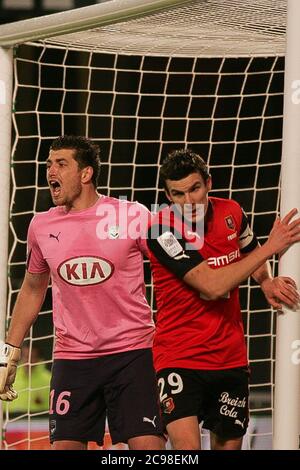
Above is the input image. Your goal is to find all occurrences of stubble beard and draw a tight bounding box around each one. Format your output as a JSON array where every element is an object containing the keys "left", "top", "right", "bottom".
[{"left": 51, "top": 182, "right": 82, "bottom": 208}]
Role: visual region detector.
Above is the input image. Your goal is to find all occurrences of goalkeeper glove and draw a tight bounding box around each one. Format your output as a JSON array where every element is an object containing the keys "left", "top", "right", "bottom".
[{"left": 0, "top": 342, "right": 21, "bottom": 401}]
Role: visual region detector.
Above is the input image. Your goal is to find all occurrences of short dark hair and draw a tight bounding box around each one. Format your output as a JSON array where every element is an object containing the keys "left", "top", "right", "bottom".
[
  {"left": 160, "top": 148, "right": 210, "bottom": 191},
  {"left": 50, "top": 135, "right": 101, "bottom": 188}
]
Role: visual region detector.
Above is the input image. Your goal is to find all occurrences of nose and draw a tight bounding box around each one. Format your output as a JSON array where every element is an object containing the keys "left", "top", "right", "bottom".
[
  {"left": 184, "top": 192, "right": 193, "bottom": 204},
  {"left": 47, "top": 165, "right": 57, "bottom": 178}
]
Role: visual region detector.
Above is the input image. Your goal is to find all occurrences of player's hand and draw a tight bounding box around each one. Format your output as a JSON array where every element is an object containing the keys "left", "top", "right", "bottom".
[
  {"left": 266, "top": 209, "right": 300, "bottom": 255},
  {"left": 261, "top": 276, "right": 300, "bottom": 310},
  {"left": 0, "top": 342, "right": 21, "bottom": 401}
]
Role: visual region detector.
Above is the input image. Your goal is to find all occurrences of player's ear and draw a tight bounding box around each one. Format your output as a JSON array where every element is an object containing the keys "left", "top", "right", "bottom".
[
  {"left": 164, "top": 189, "right": 173, "bottom": 203},
  {"left": 81, "top": 166, "right": 93, "bottom": 184},
  {"left": 164, "top": 180, "right": 173, "bottom": 202}
]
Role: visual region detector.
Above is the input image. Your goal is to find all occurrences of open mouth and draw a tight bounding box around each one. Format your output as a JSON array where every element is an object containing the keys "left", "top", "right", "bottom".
[{"left": 49, "top": 181, "right": 61, "bottom": 197}]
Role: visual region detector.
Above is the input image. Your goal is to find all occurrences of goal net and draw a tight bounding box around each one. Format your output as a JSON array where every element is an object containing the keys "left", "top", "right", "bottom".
[{"left": 1, "top": 0, "right": 288, "bottom": 450}]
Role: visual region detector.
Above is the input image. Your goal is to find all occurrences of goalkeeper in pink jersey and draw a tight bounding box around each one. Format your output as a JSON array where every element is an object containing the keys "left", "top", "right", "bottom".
[
  {"left": 147, "top": 149, "right": 300, "bottom": 450},
  {"left": 0, "top": 135, "right": 165, "bottom": 450}
]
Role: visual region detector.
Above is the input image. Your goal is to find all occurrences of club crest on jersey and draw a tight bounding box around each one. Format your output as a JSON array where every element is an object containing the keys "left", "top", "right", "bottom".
[
  {"left": 162, "top": 397, "right": 175, "bottom": 414},
  {"left": 225, "top": 215, "right": 235, "bottom": 231},
  {"left": 50, "top": 420, "right": 56, "bottom": 435},
  {"left": 108, "top": 226, "right": 119, "bottom": 239},
  {"left": 58, "top": 256, "right": 114, "bottom": 286}
]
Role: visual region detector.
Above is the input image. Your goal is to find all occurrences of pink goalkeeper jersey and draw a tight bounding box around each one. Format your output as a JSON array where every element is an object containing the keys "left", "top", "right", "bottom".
[{"left": 27, "top": 196, "right": 154, "bottom": 359}]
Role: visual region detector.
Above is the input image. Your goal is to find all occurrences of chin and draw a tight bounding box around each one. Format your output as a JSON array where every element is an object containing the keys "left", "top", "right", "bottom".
[{"left": 52, "top": 198, "right": 64, "bottom": 206}]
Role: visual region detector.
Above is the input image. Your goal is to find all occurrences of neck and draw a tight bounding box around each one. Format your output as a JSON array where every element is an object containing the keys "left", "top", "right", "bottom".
[{"left": 67, "top": 190, "right": 100, "bottom": 212}]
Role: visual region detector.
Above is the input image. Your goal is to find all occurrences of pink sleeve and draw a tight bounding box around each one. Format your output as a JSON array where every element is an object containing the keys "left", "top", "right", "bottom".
[
  {"left": 136, "top": 203, "right": 153, "bottom": 257},
  {"left": 26, "top": 218, "right": 49, "bottom": 273}
]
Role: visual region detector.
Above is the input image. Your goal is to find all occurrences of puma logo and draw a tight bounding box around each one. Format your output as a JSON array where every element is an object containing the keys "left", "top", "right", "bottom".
[
  {"left": 186, "top": 230, "right": 201, "bottom": 239},
  {"left": 235, "top": 418, "right": 246, "bottom": 429},
  {"left": 174, "top": 252, "right": 190, "bottom": 260},
  {"left": 143, "top": 416, "right": 157, "bottom": 428},
  {"left": 49, "top": 232, "right": 61, "bottom": 242}
]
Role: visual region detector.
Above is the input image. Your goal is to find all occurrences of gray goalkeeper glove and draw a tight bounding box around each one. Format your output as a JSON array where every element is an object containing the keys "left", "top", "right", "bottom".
[{"left": 0, "top": 342, "right": 21, "bottom": 401}]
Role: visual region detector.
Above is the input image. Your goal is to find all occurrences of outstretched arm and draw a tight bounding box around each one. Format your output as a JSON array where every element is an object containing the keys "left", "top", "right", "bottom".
[{"left": 184, "top": 209, "right": 300, "bottom": 300}]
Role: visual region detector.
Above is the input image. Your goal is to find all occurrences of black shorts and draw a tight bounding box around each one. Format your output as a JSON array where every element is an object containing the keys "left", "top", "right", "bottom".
[
  {"left": 49, "top": 348, "right": 163, "bottom": 445},
  {"left": 157, "top": 367, "right": 249, "bottom": 439}
]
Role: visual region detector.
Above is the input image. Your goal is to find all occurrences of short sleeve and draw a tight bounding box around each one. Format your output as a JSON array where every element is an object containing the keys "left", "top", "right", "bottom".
[
  {"left": 238, "top": 209, "right": 259, "bottom": 253},
  {"left": 147, "top": 224, "right": 204, "bottom": 278},
  {"left": 26, "top": 218, "right": 49, "bottom": 274},
  {"left": 134, "top": 202, "right": 153, "bottom": 257}
]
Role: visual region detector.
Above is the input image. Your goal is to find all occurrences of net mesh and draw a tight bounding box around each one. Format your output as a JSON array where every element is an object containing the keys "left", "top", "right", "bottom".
[
  {"left": 3, "top": 0, "right": 287, "bottom": 450},
  {"left": 43, "top": 0, "right": 286, "bottom": 56}
]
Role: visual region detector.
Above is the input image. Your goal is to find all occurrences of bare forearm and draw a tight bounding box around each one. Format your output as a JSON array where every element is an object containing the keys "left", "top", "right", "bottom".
[
  {"left": 6, "top": 271, "right": 49, "bottom": 347},
  {"left": 6, "top": 289, "right": 46, "bottom": 347},
  {"left": 211, "top": 244, "right": 275, "bottom": 296},
  {"left": 185, "top": 208, "right": 300, "bottom": 299},
  {"left": 251, "top": 259, "right": 273, "bottom": 286},
  {"left": 185, "top": 243, "right": 274, "bottom": 299}
]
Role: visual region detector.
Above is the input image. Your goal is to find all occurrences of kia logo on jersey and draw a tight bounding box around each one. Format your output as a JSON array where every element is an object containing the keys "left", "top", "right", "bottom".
[{"left": 58, "top": 256, "right": 114, "bottom": 286}]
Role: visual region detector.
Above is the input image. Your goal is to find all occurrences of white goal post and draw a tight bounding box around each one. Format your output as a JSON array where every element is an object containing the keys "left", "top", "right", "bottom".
[
  {"left": 0, "top": 0, "right": 299, "bottom": 450},
  {"left": 273, "top": 0, "right": 300, "bottom": 450}
]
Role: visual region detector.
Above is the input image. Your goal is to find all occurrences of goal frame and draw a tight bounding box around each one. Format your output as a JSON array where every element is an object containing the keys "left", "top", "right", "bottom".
[
  {"left": 273, "top": 0, "right": 300, "bottom": 450},
  {"left": 0, "top": 0, "right": 299, "bottom": 450}
]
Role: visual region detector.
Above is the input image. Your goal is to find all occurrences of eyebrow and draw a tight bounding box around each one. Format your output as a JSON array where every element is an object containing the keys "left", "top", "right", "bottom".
[
  {"left": 46, "top": 157, "right": 68, "bottom": 164},
  {"left": 170, "top": 188, "right": 184, "bottom": 195},
  {"left": 170, "top": 182, "right": 201, "bottom": 194}
]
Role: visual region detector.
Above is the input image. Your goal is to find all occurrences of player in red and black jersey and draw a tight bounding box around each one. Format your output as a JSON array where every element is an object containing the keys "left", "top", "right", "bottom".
[{"left": 147, "top": 149, "right": 300, "bottom": 450}]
